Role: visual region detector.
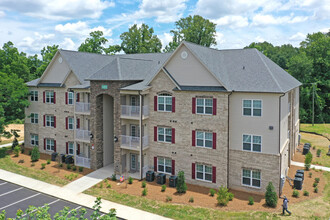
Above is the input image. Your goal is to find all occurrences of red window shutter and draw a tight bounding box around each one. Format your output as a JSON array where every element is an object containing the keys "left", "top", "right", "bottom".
[
  {"left": 43, "top": 115, "right": 45, "bottom": 127},
  {"left": 44, "top": 139, "right": 46, "bottom": 150},
  {"left": 76, "top": 93, "right": 80, "bottom": 102},
  {"left": 212, "top": 166, "right": 216, "bottom": 183},
  {"left": 192, "top": 163, "right": 196, "bottom": 179},
  {"left": 43, "top": 91, "right": 45, "bottom": 103},
  {"left": 172, "top": 97, "right": 175, "bottom": 112},
  {"left": 192, "top": 97, "right": 196, "bottom": 114},
  {"left": 154, "top": 157, "right": 157, "bottom": 172},
  {"left": 172, "top": 160, "right": 175, "bottom": 175},
  {"left": 154, "top": 126, "right": 157, "bottom": 141},
  {"left": 54, "top": 140, "right": 56, "bottom": 152},
  {"left": 213, "top": 98, "right": 217, "bottom": 115},
  {"left": 65, "top": 92, "right": 68, "bottom": 104},
  {"left": 65, "top": 117, "right": 68, "bottom": 129},
  {"left": 192, "top": 130, "right": 196, "bottom": 146},
  {"left": 53, "top": 92, "right": 56, "bottom": 104},
  {"left": 154, "top": 96, "right": 157, "bottom": 111},
  {"left": 213, "top": 132, "right": 217, "bottom": 149},
  {"left": 66, "top": 142, "right": 68, "bottom": 154},
  {"left": 54, "top": 116, "right": 56, "bottom": 128},
  {"left": 77, "top": 118, "right": 80, "bottom": 129},
  {"left": 77, "top": 144, "right": 80, "bottom": 155},
  {"left": 172, "top": 128, "right": 175, "bottom": 144}
]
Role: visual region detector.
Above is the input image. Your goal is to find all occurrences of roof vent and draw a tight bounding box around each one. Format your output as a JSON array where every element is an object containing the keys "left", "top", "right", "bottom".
[{"left": 243, "top": 66, "right": 245, "bottom": 70}]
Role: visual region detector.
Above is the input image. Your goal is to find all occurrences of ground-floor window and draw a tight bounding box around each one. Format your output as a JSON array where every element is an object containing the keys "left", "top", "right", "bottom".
[
  {"left": 242, "top": 169, "right": 261, "bottom": 188},
  {"left": 158, "top": 157, "right": 172, "bottom": 174},
  {"left": 46, "top": 139, "right": 54, "bottom": 151},
  {"left": 30, "top": 134, "right": 38, "bottom": 146},
  {"left": 196, "top": 164, "right": 212, "bottom": 182},
  {"left": 68, "top": 142, "right": 74, "bottom": 155}
]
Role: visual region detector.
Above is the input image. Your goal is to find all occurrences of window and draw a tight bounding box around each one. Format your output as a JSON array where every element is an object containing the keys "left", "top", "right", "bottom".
[
  {"left": 30, "top": 91, "right": 38, "bottom": 101},
  {"left": 30, "top": 113, "right": 38, "bottom": 124},
  {"left": 46, "top": 91, "right": 55, "bottom": 103},
  {"left": 68, "top": 117, "right": 74, "bottom": 130},
  {"left": 46, "top": 139, "right": 54, "bottom": 151},
  {"left": 243, "top": 100, "right": 262, "bottom": 116},
  {"left": 68, "top": 92, "right": 74, "bottom": 105},
  {"left": 196, "top": 131, "right": 213, "bottom": 148},
  {"left": 196, "top": 98, "right": 213, "bottom": 114},
  {"left": 46, "top": 115, "right": 55, "bottom": 127},
  {"left": 196, "top": 164, "right": 212, "bottom": 182},
  {"left": 243, "top": 134, "right": 261, "bottom": 152},
  {"left": 68, "top": 142, "right": 74, "bottom": 155},
  {"left": 30, "top": 134, "right": 38, "bottom": 146},
  {"left": 158, "top": 94, "right": 172, "bottom": 112},
  {"left": 158, "top": 127, "right": 172, "bottom": 143},
  {"left": 242, "top": 169, "right": 261, "bottom": 188},
  {"left": 158, "top": 157, "right": 172, "bottom": 174}
]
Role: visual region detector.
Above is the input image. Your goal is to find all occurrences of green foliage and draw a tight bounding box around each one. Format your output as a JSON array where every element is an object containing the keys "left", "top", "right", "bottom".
[
  {"left": 59, "top": 163, "right": 63, "bottom": 167},
  {"left": 164, "top": 15, "right": 217, "bottom": 52},
  {"left": 216, "top": 186, "right": 230, "bottom": 206},
  {"left": 46, "top": 159, "right": 51, "bottom": 165},
  {"left": 313, "top": 182, "right": 318, "bottom": 187},
  {"left": 176, "top": 171, "right": 187, "bottom": 193},
  {"left": 315, "top": 177, "right": 320, "bottom": 183},
  {"left": 166, "top": 196, "right": 172, "bottom": 202},
  {"left": 0, "top": 148, "right": 7, "bottom": 158},
  {"left": 142, "top": 181, "right": 146, "bottom": 188},
  {"left": 161, "top": 184, "right": 166, "bottom": 192},
  {"left": 314, "top": 187, "right": 318, "bottom": 193},
  {"left": 209, "top": 188, "right": 216, "bottom": 197},
  {"left": 11, "top": 129, "right": 20, "bottom": 150},
  {"left": 309, "top": 172, "right": 312, "bottom": 178},
  {"left": 99, "top": 183, "right": 103, "bottom": 188},
  {"left": 13, "top": 145, "right": 20, "bottom": 157},
  {"left": 248, "top": 196, "right": 254, "bottom": 205},
  {"left": 79, "top": 166, "right": 83, "bottom": 172},
  {"left": 305, "top": 151, "right": 313, "bottom": 170},
  {"left": 317, "top": 149, "right": 321, "bottom": 157},
  {"left": 20, "top": 147, "right": 24, "bottom": 154},
  {"left": 18, "top": 159, "right": 24, "bottom": 163},
  {"left": 41, "top": 163, "right": 46, "bottom": 169},
  {"left": 30, "top": 146, "right": 40, "bottom": 162},
  {"left": 142, "top": 188, "right": 147, "bottom": 196},
  {"left": 106, "top": 183, "right": 111, "bottom": 188},
  {"left": 66, "top": 164, "right": 71, "bottom": 170},
  {"left": 228, "top": 192, "right": 234, "bottom": 201},
  {"left": 31, "top": 162, "right": 35, "bottom": 167},
  {"left": 72, "top": 166, "right": 77, "bottom": 171},
  {"left": 189, "top": 197, "right": 194, "bottom": 203},
  {"left": 65, "top": 173, "right": 79, "bottom": 181},
  {"left": 292, "top": 189, "right": 299, "bottom": 197},
  {"left": 128, "top": 176, "right": 133, "bottom": 184},
  {"left": 265, "top": 182, "right": 278, "bottom": 207},
  {"left": 120, "top": 24, "right": 162, "bottom": 54},
  {"left": 111, "top": 174, "right": 117, "bottom": 181},
  {"left": 303, "top": 190, "right": 309, "bottom": 196}
]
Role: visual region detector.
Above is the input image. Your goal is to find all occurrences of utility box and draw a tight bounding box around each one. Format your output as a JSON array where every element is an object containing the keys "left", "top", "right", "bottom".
[
  {"left": 51, "top": 152, "right": 58, "bottom": 161},
  {"left": 295, "top": 173, "right": 304, "bottom": 181},
  {"left": 65, "top": 155, "right": 74, "bottom": 164},
  {"left": 294, "top": 177, "right": 303, "bottom": 190},
  {"left": 146, "top": 171, "right": 155, "bottom": 182},
  {"left": 296, "top": 169, "right": 305, "bottom": 180},
  {"left": 156, "top": 173, "right": 166, "bottom": 185},
  {"left": 60, "top": 154, "right": 66, "bottom": 163},
  {"left": 303, "top": 146, "right": 310, "bottom": 155},
  {"left": 169, "top": 175, "right": 177, "bottom": 187}
]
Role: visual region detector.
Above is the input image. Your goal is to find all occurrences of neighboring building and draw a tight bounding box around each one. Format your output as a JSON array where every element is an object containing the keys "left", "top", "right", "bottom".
[{"left": 24, "top": 41, "right": 301, "bottom": 195}]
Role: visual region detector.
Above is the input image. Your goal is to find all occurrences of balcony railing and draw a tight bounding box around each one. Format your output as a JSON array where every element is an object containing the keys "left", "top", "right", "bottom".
[
  {"left": 75, "top": 102, "right": 90, "bottom": 113},
  {"left": 121, "top": 105, "right": 149, "bottom": 118},
  {"left": 120, "top": 135, "right": 149, "bottom": 150},
  {"left": 76, "top": 155, "right": 91, "bottom": 168},
  {"left": 76, "top": 129, "right": 91, "bottom": 142}
]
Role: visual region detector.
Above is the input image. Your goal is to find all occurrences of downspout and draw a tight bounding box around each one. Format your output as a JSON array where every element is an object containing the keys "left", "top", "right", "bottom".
[
  {"left": 227, "top": 91, "right": 233, "bottom": 188},
  {"left": 278, "top": 93, "right": 285, "bottom": 196},
  {"left": 139, "top": 91, "right": 143, "bottom": 180}
]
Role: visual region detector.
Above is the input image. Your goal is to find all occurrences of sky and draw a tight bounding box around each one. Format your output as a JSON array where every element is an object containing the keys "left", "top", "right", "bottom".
[{"left": 0, "top": 0, "right": 329, "bottom": 56}]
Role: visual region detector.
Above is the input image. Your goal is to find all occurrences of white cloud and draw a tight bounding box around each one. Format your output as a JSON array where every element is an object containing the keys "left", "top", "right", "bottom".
[
  {"left": 0, "top": 0, "right": 115, "bottom": 20},
  {"left": 159, "top": 32, "right": 173, "bottom": 49},
  {"left": 319, "top": 27, "right": 330, "bottom": 33},
  {"left": 17, "top": 32, "right": 56, "bottom": 52},
  {"left": 280, "top": 0, "right": 330, "bottom": 20},
  {"left": 0, "top": 10, "right": 5, "bottom": 17},
  {"left": 289, "top": 32, "right": 306, "bottom": 41},
  {"left": 255, "top": 36, "right": 265, "bottom": 42},
  {"left": 212, "top": 16, "right": 248, "bottom": 29},
  {"left": 60, "top": 38, "right": 76, "bottom": 50},
  {"left": 251, "top": 14, "right": 309, "bottom": 26},
  {"left": 215, "top": 32, "right": 225, "bottom": 45},
  {"left": 55, "top": 21, "right": 112, "bottom": 38}
]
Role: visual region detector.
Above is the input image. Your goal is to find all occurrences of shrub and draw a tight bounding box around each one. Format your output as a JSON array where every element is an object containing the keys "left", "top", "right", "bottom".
[
  {"left": 189, "top": 197, "right": 194, "bottom": 203},
  {"left": 0, "top": 148, "right": 7, "bottom": 158},
  {"left": 210, "top": 189, "right": 216, "bottom": 197},
  {"left": 166, "top": 196, "right": 172, "bottom": 202},
  {"left": 314, "top": 187, "right": 318, "bottom": 193},
  {"left": 41, "top": 163, "right": 46, "bottom": 169},
  {"left": 106, "top": 183, "right": 111, "bottom": 188},
  {"left": 217, "top": 186, "right": 230, "bottom": 206},
  {"left": 161, "top": 184, "right": 166, "bottom": 192},
  {"left": 315, "top": 177, "right": 320, "bottom": 183},
  {"left": 46, "top": 159, "right": 51, "bottom": 165},
  {"left": 20, "top": 148, "right": 25, "bottom": 154},
  {"left": 176, "top": 171, "right": 187, "bottom": 193},
  {"left": 313, "top": 182, "right": 318, "bottom": 187},
  {"left": 31, "top": 162, "right": 35, "bottom": 167},
  {"left": 141, "top": 181, "right": 146, "bottom": 188},
  {"left": 30, "top": 147, "right": 40, "bottom": 162},
  {"left": 79, "top": 167, "right": 83, "bottom": 172},
  {"left": 248, "top": 196, "right": 254, "bottom": 205},
  {"left": 99, "top": 183, "right": 103, "bottom": 188},
  {"left": 59, "top": 163, "right": 63, "bottom": 167},
  {"left": 13, "top": 146, "right": 20, "bottom": 157},
  {"left": 292, "top": 189, "right": 299, "bottom": 198},
  {"left": 303, "top": 190, "right": 309, "bottom": 196},
  {"left": 312, "top": 146, "right": 316, "bottom": 150},
  {"left": 128, "top": 177, "right": 133, "bottom": 184},
  {"left": 309, "top": 172, "right": 312, "bottom": 178},
  {"left": 304, "top": 151, "right": 313, "bottom": 170},
  {"left": 111, "top": 174, "right": 117, "bottom": 181},
  {"left": 64, "top": 173, "right": 78, "bottom": 181},
  {"left": 103, "top": 179, "right": 108, "bottom": 183},
  {"left": 18, "top": 159, "right": 24, "bottom": 163},
  {"left": 66, "top": 164, "right": 71, "bottom": 170},
  {"left": 316, "top": 149, "right": 321, "bottom": 157},
  {"left": 228, "top": 192, "right": 234, "bottom": 201},
  {"left": 142, "top": 188, "right": 147, "bottom": 196},
  {"left": 265, "top": 182, "right": 278, "bottom": 207},
  {"left": 72, "top": 166, "right": 77, "bottom": 171}
]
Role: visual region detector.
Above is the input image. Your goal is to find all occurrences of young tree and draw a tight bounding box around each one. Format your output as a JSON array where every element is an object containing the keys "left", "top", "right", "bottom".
[
  {"left": 31, "top": 146, "right": 40, "bottom": 162},
  {"left": 216, "top": 186, "right": 230, "bottom": 206},
  {"left": 176, "top": 171, "right": 187, "bottom": 193},
  {"left": 120, "top": 24, "right": 162, "bottom": 54},
  {"left": 164, "top": 15, "right": 217, "bottom": 52},
  {"left": 265, "top": 182, "right": 278, "bottom": 207},
  {"left": 304, "top": 151, "right": 313, "bottom": 170}
]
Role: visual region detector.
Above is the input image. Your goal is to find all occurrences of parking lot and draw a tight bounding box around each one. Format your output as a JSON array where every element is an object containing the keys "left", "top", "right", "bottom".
[{"left": 0, "top": 179, "right": 116, "bottom": 219}]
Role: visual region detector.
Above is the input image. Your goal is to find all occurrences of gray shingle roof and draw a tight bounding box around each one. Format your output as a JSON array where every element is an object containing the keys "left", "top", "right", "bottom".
[{"left": 26, "top": 78, "right": 39, "bottom": 87}]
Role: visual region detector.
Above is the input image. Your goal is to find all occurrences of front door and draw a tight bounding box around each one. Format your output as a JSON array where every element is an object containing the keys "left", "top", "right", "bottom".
[{"left": 130, "top": 154, "right": 137, "bottom": 170}]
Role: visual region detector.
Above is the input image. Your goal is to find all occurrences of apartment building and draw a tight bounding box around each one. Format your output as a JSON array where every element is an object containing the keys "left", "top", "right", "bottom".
[{"left": 24, "top": 41, "right": 301, "bottom": 194}]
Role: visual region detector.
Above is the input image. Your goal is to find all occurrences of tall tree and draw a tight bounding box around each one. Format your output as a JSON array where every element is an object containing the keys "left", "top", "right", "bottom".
[
  {"left": 120, "top": 24, "right": 162, "bottom": 54},
  {"left": 36, "top": 45, "right": 59, "bottom": 78},
  {"left": 164, "top": 15, "right": 217, "bottom": 52}
]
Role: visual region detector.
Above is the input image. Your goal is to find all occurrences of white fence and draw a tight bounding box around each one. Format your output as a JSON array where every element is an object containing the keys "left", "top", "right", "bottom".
[
  {"left": 121, "top": 105, "right": 149, "bottom": 117},
  {"left": 76, "top": 129, "right": 91, "bottom": 141},
  {"left": 76, "top": 155, "right": 91, "bottom": 168},
  {"left": 75, "top": 102, "right": 90, "bottom": 113},
  {"left": 120, "top": 135, "right": 149, "bottom": 150}
]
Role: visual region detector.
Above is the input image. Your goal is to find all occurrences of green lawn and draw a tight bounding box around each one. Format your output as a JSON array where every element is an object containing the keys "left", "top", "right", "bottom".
[
  {"left": 0, "top": 155, "right": 69, "bottom": 186},
  {"left": 300, "top": 124, "right": 330, "bottom": 139}
]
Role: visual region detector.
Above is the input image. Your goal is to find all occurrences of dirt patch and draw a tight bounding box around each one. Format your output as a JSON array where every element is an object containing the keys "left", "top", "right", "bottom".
[{"left": 1, "top": 124, "right": 24, "bottom": 142}]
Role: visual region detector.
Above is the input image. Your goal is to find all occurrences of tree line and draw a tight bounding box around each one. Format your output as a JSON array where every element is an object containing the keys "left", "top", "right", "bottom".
[{"left": 0, "top": 15, "right": 328, "bottom": 138}]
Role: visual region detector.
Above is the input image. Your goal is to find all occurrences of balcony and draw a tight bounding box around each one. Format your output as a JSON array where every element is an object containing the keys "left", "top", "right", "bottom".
[
  {"left": 120, "top": 135, "right": 149, "bottom": 151},
  {"left": 75, "top": 129, "right": 91, "bottom": 143},
  {"left": 121, "top": 105, "right": 149, "bottom": 119},
  {"left": 76, "top": 155, "right": 91, "bottom": 168},
  {"left": 75, "top": 102, "right": 90, "bottom": 114}
]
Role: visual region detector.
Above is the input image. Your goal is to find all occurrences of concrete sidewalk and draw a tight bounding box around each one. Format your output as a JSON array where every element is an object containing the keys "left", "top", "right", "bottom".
[
  {"left": 291, "top": 160, "right": 330, "bottom": 172},
  {"left": 0, "top": 169, "right": 170, "bottom": 220},
  {"left": 0, "top": 141, "right": 24, "bottom": 148}
]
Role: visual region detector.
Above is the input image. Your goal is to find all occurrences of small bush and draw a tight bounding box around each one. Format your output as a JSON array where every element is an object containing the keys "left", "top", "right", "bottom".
[
  {"left": 142, "top": 188, "right": 147, "bottom": 196},
  {"left": 20, "top": 148, "right": 25, "bottom": 154},
  {"left": 189, "top": 197, "right": 194, "bottom": 203},
  {"left": 104, "top": 179, "right": 108, "bottom": 183},
  {"left": 66, "top": 164, "right": 71, "bottom": 170},
  {"left": 142, "top": 181, "right": 146, "bottom": 188},
  {"left": 41, "top": 163, "right": 46, "bottom": 169},
  {"left": 18, "top": 159, "right": 24, "bottom": 163},
  {"left": 72, "top": 166, "right": 77, "bottom": 171},
  {"left": 309, "top": 172, "right": 312, "bottom": 178},
  {"left": 166, "top": 196, "right": 172, "bottom": 202},
  {"left": 210, "top": 189, "right": 216, "bottom": 197},
  {"left": 64, "top": 173, "right": 78, "bottom": 181},
  {"left": 303, "top": 190, "right": 309, "bottom": 196},
  {"left": 217, "top": 186, "right": 230, "bottom": 206},
  {"left": 46, "top": 159, "right": 51, "bottom": 165},
  {"left": 314, "top": 187, "right": 318, "bottom": 193},
  {"left": 31, "top": 162, "right": 35, "bottom": 167},
  {"left": 313, "top": 182, "right": 318, "bottom": 187},
  {"left": 315, "top": 177, "right": 320, "bottom": 183},
  {"left": 13, "top": 146, "right": 20, "bottom": 157},
  {"left": 59, "top": 163, "right": 63, "bottom": 167},
  {"left": 316, "top": 149, "right": 321, "bottom": 157},
  {"left": 228, "top": 192, "right": 234, "bottom": 201},
  {"left": 106, "top": 183, "right": 111, "bottom": 188},
  {"left": 0, "top": 148, "right": 7, "bottom": 158},
  {"left": 304, "top": 151, "right": 313, "bottom": 171},
  {"left": 176, "top": 171, "right": 187, "bottom": 193},
  {"left": 292, "top": 189, "right": 299, "bottom": 198},
  {"left": 161, "top": 184, "right": 166, "bottom": 192},
  {"left": 111, "top": 174, "right": 117, "bottom": 181},
  {"left": 248, "top": 196, "right": 254, "bottom": 205},
  {"left": 99, "top": 183, "right": 103, "bottom": 188},
  {"left": 265, "top": 182, "right": 278, "bottom": 207},
  {"left": 312, "top": 146, "right": 316, "bottom": 150},
  {"left": 30, "top": 147, "right": 40, "bottom": 162},
  {"left": 79, "top": 167, "right": 83, "bottom": 172},
  {"left": 128, "top": 177, "right": 133, "bottom": 184}
]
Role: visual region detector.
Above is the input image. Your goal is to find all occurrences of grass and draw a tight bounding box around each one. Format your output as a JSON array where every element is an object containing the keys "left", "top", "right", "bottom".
[
  {"left": 300, "top": 124, "right": 330, "bottom": 139},
  {"left": 0, "top": 155, "right": 69, "bottom": 186}
]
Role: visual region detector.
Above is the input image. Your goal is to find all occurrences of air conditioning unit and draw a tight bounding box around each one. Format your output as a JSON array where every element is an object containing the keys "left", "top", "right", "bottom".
[
  {"left": 146, "top": 171, "right": 155, "bottom": 182},
  {"left": 169, "top": 175, "right": 177, "bottom": 187},
  {"left": 156, "top": 173, "right": 166, "bottom": 185}
]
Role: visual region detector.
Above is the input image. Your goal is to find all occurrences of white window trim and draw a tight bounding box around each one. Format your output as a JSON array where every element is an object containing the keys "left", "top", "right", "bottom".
[
  {"left": 30, "top": 91, "right": 38, "bottom": 102},
  {"left": 45, "top": 91, "right": 54, "bottom": 104},
  {"left": 242, "top": 99, "right": 262, "bottom": 117},
  {"left": 196, "top": 98, "right": 213, "bottom": 115},
  {"left": 157, "top": 157, "right": 172, "bottom": 174},
  {"left": 30, "top": 113, "right": 38, "bottom": 124},
  {"left": 46, "top": 139, "right": 54, "bottom": 152},
  {"left": 68, "top": 92, "right": 74, "bottom": 105},
  {"left": 30, "top": 134, "right": 38, "bottom": 146},
  {"left": 196, "top": 131, "right": 213, "bottom": 149},
  {"left": 68, "top": 142, "right": 74, "bottom": 155},
  {"left": 242, "top": 169, "right": 261, "bottom": 189},
  {"left": 46, "top": 115, "right": 55, "bottom": 128},
  {"left": 242, "top": 134, "right": 262, "bottom": 153},
  {"left": 195, "top": 163, "right": 213, "bottom": 183},
  {"left": 157, "top": 127, "right": 172, "bottom": 143},
  {"left": 68, "top": 117, "right": 74, "bottom": 130},
  {"left": 157, "top": 94, "right": 172, "bottom": 112}
]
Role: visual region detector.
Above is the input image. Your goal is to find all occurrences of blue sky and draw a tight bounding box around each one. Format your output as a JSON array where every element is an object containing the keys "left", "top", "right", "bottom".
[{"left": 0, "top": 0, "right": 329, "bottom": 56}]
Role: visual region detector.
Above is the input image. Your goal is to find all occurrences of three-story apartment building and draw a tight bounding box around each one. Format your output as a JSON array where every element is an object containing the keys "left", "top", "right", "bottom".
[{"left": 25, "top": 41, "right": 301, "bottom": 195}]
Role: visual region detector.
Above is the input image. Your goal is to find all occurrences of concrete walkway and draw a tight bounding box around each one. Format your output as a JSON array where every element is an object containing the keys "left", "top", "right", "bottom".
[
  {"left": 0, "top": 141, "right": 24, "bottom": 148},
  {"left": 64, "top": 163, "right": 114, "bottom": 193},
  {"left": 0, "top": 169, "right": 170, "bottom": 220},
  {"left": 291, "top": 160, "right": 330, "bottom": 172}
]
